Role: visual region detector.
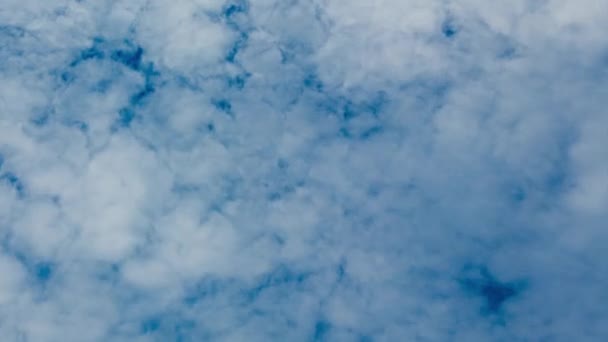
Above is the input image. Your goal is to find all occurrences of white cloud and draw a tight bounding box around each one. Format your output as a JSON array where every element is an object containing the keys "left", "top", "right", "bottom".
[{"left": 0, "top": 0, "right": 607, "bottom": 340}]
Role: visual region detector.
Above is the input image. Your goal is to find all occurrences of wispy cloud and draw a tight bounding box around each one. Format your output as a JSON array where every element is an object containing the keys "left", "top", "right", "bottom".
[{"left": 0, "top": 0, "right": 607, "bottom": 340}]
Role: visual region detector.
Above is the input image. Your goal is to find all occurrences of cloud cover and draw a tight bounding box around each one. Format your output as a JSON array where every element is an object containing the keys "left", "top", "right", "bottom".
[{"left": 0, "top": 0, "right": 607, "bottom": 340}]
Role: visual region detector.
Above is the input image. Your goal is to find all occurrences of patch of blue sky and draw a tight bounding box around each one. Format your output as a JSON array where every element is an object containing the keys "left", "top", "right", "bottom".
[
  {"left": 1, "top": 172, "right": 25, "bottom": 196},
  {"left": 459, "top": 264, "right": 526, "bottom": 315}
]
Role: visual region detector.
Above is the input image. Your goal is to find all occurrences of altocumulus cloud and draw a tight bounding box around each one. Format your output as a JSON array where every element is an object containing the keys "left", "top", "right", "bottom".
[{"left": 0, "top": 0, "right": 607, "bottom": 341}]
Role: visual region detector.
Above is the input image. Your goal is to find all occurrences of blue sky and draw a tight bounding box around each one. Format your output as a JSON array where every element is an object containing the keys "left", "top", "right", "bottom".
[{"left": 1, "top": 0, "right": 607, "bottom": 341}]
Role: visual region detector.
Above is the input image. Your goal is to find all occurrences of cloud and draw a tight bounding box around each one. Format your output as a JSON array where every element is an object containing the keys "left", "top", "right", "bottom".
[{"left": 0, "top": 0, "right": 607, "bottom": 341}]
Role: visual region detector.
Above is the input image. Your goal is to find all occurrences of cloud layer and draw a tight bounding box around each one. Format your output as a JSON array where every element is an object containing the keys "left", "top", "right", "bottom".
[{"left": 1, "top": 0, "right": 607, "bottom": 341}]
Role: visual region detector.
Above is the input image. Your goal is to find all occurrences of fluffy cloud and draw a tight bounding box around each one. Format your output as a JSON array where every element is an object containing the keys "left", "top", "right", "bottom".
[{"left": 0, "top": 0, "right": 607, "bottom": 341}]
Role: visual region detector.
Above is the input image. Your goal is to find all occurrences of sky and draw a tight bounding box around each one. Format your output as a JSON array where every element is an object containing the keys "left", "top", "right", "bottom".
[{"left": 0, "top": 0, "right": 607, "bottom": 341}]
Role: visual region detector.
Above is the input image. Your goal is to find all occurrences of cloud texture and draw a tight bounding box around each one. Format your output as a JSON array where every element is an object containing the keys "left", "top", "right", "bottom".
[{"left": 1, "top": 0, "right": 607, "bottom": 340}]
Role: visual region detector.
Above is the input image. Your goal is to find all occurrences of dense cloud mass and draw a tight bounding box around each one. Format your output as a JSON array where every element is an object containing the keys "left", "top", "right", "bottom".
[{"left": 1, "top": 0, "right": 607, "bottom": 341}]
